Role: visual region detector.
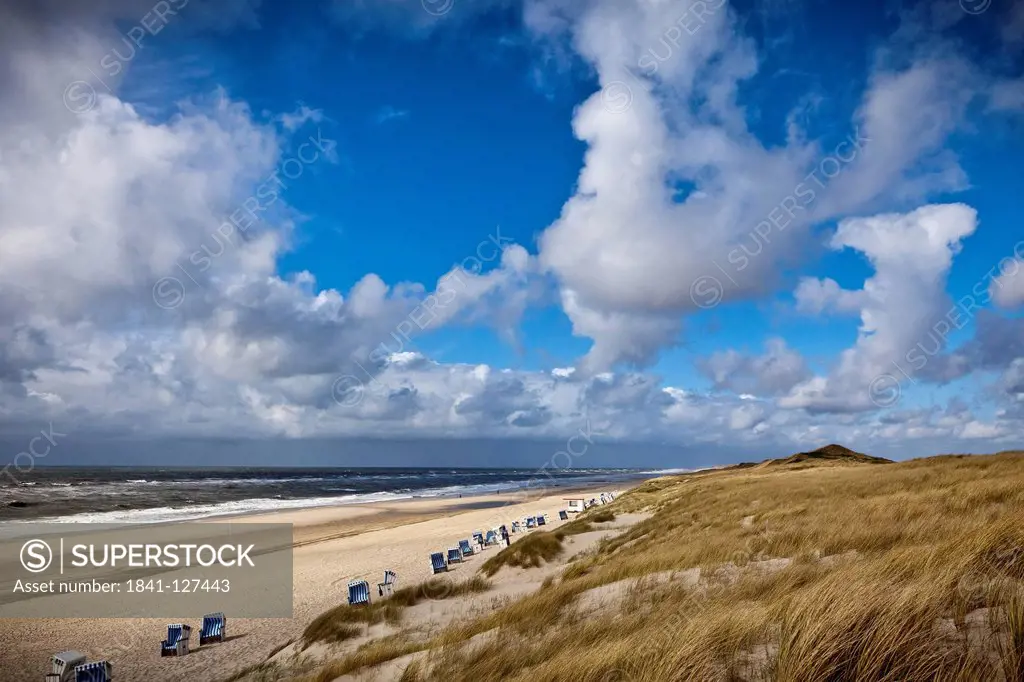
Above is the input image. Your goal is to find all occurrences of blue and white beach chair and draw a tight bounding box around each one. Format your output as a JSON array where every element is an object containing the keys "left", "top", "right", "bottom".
[
  {"left": 485, "top": 530, "right": 497, "bottom": 546},
  {"left": 160, "top": 623, "right": 191, "bottom": 656},
  {"left": 511, "top": 521, "right": 521, "bottom": 533},
  {"left": 473, "top": 531, "right": 484, "bottom": 545},
  {"left": 348, "top": 579, "right": 371, "bottom": 607},
  {"left": 73, "top": 661, "right": 112, "bottom": 682},
  {"left": 430, "top": 552, "right": 448, "bottom": 574},
  {"left": 536, "top": 514, "right": 547, "bottom": 526},
  {"left": 459, "top": 539, "right": 474, "bottom": 556},
  {"left": 559, "top": 510, "right": 569, "bottom": 520},
  {"left": 526, "top": 516, "right": 536, "bottom": 529},
  {"left": 447, "top": 547, "right": 463, "bottom": 563},
  {"left": 378, "top": 570, "right": 397, "bottom": 597},
  {"left": 199, "top": 612, "right": 226, "bottom": 645}
]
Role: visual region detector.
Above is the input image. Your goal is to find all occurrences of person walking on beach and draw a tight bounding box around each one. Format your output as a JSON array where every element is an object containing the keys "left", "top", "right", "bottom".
[{"left": 501, "top": 526, "right": 510, "bottom": 547}]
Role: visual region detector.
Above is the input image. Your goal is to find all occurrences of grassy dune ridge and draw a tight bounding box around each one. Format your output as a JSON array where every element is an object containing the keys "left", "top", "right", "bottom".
[
  {"left": 479, "top": 510, "right": 617, "bottom": 576},
  {"left": 301, "top": 576, "right": 492, "bottom": 647},
  {"left": 308, "top": 449, "right": 1024, "bottom": 681}
]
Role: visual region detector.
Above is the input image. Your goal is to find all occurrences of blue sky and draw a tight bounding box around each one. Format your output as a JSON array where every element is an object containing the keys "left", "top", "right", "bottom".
[{"left": 0, "top": 0, "right": 1022, "bottom": 466}]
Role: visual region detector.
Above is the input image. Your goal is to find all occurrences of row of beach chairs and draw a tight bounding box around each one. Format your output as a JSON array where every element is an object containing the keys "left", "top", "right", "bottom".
[
  {"left": 346, "top": 509, "right": 572, "bottom": 607},
  {"left": 46, "top": 613, "right": 226, "bottom": 680},
  {"left": 46, "top": 652, "right": 109, "bottom": 682},
  {"left": 160, "top": 613, "right": 226, "bottom": 657},
  {"left": 347, "top": 570, "right": 396, "bottom": 606},
  {"left": 586, "top": 492, "right": 617, "bottom": 508},
  {"left": 430, "top": 511, "right": 553, "bottom": 575}
]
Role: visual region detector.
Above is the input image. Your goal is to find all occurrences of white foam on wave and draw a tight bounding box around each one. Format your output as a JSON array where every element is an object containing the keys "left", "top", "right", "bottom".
[
  {"left": 640, "top": 467, "right": 704, "bottom": 475},
  {"left": 14, "top": 490, "right": 418, "bottom": 525}
]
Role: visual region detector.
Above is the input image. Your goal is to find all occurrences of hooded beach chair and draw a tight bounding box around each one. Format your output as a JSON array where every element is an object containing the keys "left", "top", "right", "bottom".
[
  {"left": 485, "top": 530, "right": 498, "bottom": 546},
  {"left": 447, "top": 547, "right": 463, "bottom": 563},
  {"left": 348, "top": 579, "right": 371, "bottom": 606},
  {"left": 526, "top": 516, "right": 536, "bottom": 528},
  {"left": 536, "top": 514, "right": 547, "bottom": 526},
  {"left": 199, "top": 612, "right": 226, "bottom": 645},
  {"left": 430, "top": 552, "right": 448, "bottom": 574},
  {"left": 511, "top": 521, "right": 521, "bottom": 533},
  {"left": 73, "top": 661, "right": 112, "bottom": 682},
  {"left": 473, "top": 531, "right": 484, "bottom": 545},
  {"left": 160, "top": 623, "right": 191, "bottom": 656},
  {"left": 49, "top": 650, "right": 85, "bottom": 682},
  {"left": 559, "top": 510, "right": 569, "bottom": 520},
  {"left": 378, "top": 570, "right": 397, "bottom": 597},
  {"left": 459, "top": 539, "right": 474, "bottom": 556}
]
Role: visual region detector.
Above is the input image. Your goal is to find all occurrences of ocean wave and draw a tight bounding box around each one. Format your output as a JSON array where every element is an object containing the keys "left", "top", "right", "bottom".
[{"left": 11, "top": 490, "right": 418, "bottom": 525}]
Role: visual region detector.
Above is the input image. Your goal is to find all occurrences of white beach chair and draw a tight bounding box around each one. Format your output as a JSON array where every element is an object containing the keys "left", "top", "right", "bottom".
[
  {"left": 48, "top": 651, "right": 86, "bottom": 682},
  {"left": 378, "top": 570, "right": 397, "bottom": 597}
]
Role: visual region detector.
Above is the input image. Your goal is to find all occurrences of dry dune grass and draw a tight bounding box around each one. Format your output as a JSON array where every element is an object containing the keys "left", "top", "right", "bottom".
[
  {"left": 301, "top": 576, "right": 492, "bottom": 647},
  {"left": 480, "top": 530, "right": 565, "bottom": 575},
  {"left": 480, "top": 513, "right": 617, "bottom": 577},
  {"left": 307, "top": 450, "right": 1024, "bottom": 681}
]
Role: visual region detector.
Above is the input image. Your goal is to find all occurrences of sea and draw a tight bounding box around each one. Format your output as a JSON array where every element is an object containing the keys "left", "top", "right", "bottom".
[{"left": 0, "top": 467, "right": 662, "bottom": 524}]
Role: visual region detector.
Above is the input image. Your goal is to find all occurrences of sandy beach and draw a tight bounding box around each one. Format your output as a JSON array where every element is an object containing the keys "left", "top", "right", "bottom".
[{"left": 0, "top": 484, "right": 629, "bottom": 682}]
